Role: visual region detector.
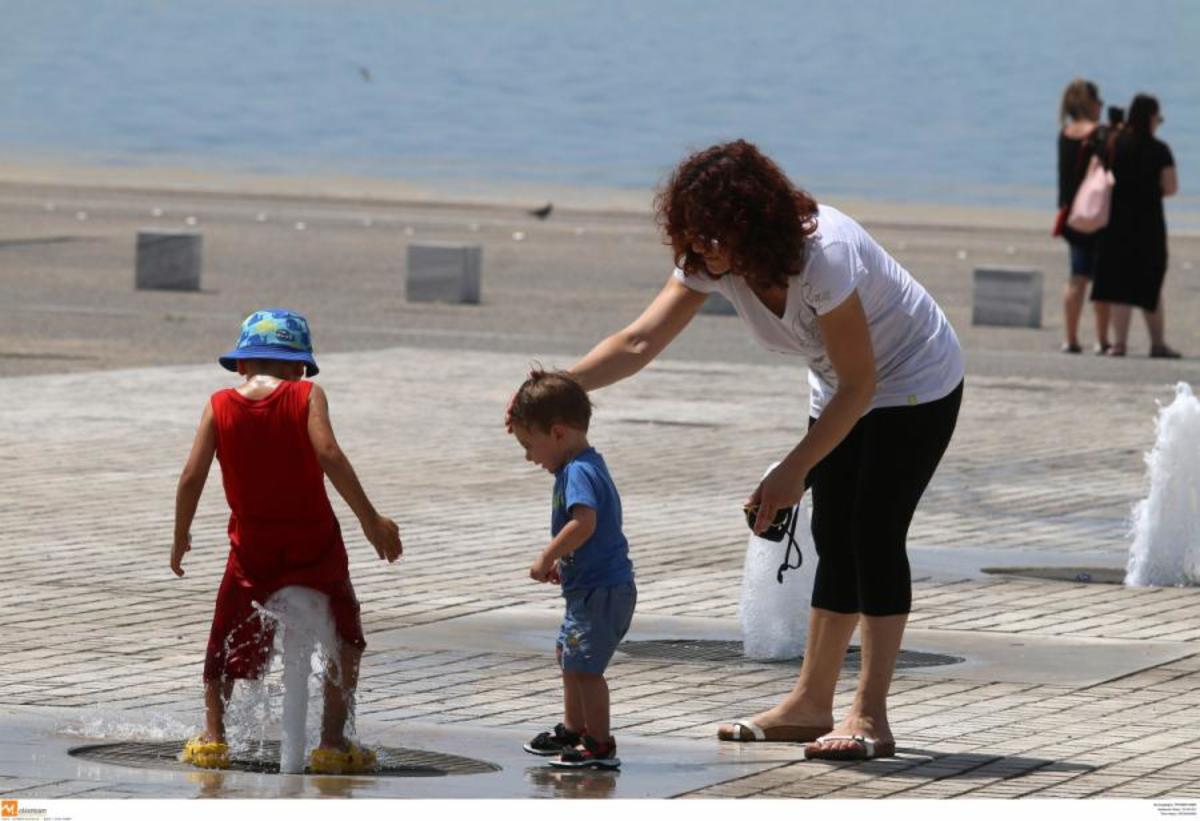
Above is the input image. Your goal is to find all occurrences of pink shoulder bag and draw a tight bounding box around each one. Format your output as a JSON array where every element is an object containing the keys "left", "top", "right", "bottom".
[{"left": 1066, "top": 153, "right": 1115, "bottom": 234}]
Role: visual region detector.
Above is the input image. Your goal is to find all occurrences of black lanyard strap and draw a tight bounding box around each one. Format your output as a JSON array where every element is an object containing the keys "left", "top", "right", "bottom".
[{"left": 775, "top": 509, "right": 803, "bottom": 584}]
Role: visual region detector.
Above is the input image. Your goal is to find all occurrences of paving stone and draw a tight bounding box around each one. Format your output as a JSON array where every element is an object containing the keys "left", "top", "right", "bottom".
[{"left": 4, "top": 341, "right": 1200, "bottom": 799}]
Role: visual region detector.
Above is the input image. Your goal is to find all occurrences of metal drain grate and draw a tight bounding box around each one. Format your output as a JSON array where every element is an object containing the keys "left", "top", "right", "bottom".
[
  {"left": 982, "top": 566, "right": 1126, "bottom": 585},
  {"left": 68, "top": 741, "right": 500, "bottom": 777},
  {"left": 618, "top": 639, "right": 962, "bottom": 670}
]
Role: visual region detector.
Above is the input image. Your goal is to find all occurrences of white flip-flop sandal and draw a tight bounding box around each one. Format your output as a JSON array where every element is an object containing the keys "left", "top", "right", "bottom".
[
  {"left": 723, "top": 720, "right": 766, "bottom": 741},
  {"left": 804, "top": 734, "right": 896, "bottom": 760}
]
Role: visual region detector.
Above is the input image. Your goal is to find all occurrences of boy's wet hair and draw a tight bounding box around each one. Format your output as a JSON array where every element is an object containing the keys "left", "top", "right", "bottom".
[{"left": 511, "top": 369, "right": 592, "bottom": 433}]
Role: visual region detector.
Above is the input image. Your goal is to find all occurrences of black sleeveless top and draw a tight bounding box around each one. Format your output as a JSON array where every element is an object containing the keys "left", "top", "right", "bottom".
[{"left": 1057, "top": 126, "right": 1108, "bottom": 245}]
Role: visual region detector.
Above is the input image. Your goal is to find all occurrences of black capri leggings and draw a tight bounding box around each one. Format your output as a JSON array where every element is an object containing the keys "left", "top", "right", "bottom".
[{"left": 805, "top": 381, "right": 963, "bottom": 617}]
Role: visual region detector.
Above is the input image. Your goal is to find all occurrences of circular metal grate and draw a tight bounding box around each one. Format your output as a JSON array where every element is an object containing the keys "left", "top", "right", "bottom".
[
  {"left": 618, "top": 639, "right": 962, "bottom": 669},
  {"left": 981, "top": 566, "right": 1126, "bottom": 585},
  {"left": 68, "top": 741, "right": 500, "bottom": 777}
]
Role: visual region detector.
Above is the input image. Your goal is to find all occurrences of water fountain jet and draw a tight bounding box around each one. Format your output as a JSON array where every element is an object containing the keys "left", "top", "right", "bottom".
[
  {"left": 739, "top": 463, "right": 817, "bottom": 660},
  {"left": 256, "top": 586, "right": 338, "bottom": 773},
  {"left": 1126, "top": 382, "right": 1200, "bottom": 587}
]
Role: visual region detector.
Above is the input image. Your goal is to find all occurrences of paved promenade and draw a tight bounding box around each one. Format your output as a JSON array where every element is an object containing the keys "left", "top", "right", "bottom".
[{"left": 1, "top": 180, "right": 1199, "bottom": 800}]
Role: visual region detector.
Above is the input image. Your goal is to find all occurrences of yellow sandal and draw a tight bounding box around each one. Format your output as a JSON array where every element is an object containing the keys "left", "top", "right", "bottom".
[
  {"left": 309, "top": 742, "right": 378, "bottom": 774},
  {"left": 181, "top": 736, "right": 230, "bottom": 770}
]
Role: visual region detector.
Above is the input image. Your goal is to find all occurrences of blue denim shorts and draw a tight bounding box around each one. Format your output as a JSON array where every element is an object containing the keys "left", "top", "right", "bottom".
[
  {"left": 557, "top": 582, "right": 637, "bottom": 674},
  {"left": 1069, "top": 239, "right": 1098, "bottom": 279}
]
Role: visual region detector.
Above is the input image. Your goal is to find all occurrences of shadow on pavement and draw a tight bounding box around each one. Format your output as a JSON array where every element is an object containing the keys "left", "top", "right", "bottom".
[{"left": 849, "top": 750, "right": 1094, "bottom": 779}]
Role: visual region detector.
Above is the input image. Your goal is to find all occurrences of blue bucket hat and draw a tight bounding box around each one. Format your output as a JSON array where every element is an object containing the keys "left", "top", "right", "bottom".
[{"left": 219, "top": 309, "right": 319, "bottom": 376}]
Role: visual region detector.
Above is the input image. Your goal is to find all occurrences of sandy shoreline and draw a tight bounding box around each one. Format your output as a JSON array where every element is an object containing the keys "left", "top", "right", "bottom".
[
  {"left": 3, "top": 150, "right": 1199, "bottom": 385},
  {"left": 3, "top": 157, "right": 1170, "bottom": 235}
]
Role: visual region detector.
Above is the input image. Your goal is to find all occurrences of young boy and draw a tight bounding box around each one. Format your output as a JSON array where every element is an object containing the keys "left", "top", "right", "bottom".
[
  {"left": 509, "top": 370, "right": 636, "bottom": 770},
  {"left": 170, "top": 309, "right": 402, "bottom": 773}
]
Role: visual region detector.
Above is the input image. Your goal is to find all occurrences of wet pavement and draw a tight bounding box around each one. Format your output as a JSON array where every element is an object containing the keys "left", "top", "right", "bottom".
[{"left": 4, "top": 709, "right": 789, "bottom": 799}]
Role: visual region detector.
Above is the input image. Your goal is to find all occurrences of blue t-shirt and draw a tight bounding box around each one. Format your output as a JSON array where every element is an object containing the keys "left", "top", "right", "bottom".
[{"left": 552, "top": 447, "right": 634, "bottom": 593}]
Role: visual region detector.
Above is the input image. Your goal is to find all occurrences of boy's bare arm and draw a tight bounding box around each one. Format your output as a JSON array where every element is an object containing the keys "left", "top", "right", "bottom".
[
  {"left": 530, "top": 506, "right": 597, "bottom": 582},
  {"left": 171, "top": 401, "right": 217, "bottom": 577},
  {"left": 307, "top": 384, "right": 402, "bottom": 563}
]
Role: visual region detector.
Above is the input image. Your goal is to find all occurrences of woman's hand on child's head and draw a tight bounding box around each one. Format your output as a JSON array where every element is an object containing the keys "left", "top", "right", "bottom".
[
  {"left": 170, "top": 536, "right": 190, "bottom": 577},
  {"left": 365, "top": 515, "right": 403, "bottom": 563},
  {"left": 530, "top": 553, "right": 558, "bottom": 583}
]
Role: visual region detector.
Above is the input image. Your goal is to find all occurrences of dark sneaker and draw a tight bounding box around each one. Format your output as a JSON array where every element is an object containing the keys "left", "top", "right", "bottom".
[
  {"left": 523, "top": 723, "right": 582, "bottom": 756},
  {"left": 550, "top": 735, "right": 620, "bottom": 770}
]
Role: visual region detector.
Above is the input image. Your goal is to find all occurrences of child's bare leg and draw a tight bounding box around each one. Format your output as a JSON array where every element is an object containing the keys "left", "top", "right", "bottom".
[
  {"left": 565, "top": 670, "right": 610, "bottom": 740},
  {"left": 563, "top": 672, "right": 588, "bottom": 734},
  {"left": 203, "top": 678, "right": 234, "bottom": 741},
  {"left": 559, "top": 646, "right": 586, "bottom": 733},
  {"left": 320, "top": 642, "right": 362, "bottom": 749}
]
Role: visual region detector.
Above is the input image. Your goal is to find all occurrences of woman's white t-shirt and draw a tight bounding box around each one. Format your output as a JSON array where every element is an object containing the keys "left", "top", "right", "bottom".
[{"left": 673, "top": 204, "right": 964, "bottom": 417}]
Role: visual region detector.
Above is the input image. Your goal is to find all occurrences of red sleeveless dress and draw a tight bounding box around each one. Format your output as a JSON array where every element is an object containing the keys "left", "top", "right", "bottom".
[{"left": 204, "top": 379, "right": 365, "bottom": 681}]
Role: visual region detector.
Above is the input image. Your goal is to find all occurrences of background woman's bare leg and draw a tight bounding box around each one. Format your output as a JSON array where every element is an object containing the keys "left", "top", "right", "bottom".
[
  {"left": 1063, "top": 275, "right": 1088, "bottom": 348},
  {"left": 1143, "top": 301, "right": 1167, "bottom": 348},
  {"left": 1093, "top": 300, "right": 1111, "bottom": 350},
  {"left": 1110, "top": 304, "right": 1134, "bottom": 353}
]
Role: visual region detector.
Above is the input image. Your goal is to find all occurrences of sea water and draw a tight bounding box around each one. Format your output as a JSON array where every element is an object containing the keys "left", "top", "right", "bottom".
[
  {"left": 1126, "top": 383, "right": 1200, "bottom": 587},
  {"left": 2, "top": 1, "right": 1198, "bottom": 213},
  {"left": 740, "top": 464, "right": 817, "bottom": 660}
]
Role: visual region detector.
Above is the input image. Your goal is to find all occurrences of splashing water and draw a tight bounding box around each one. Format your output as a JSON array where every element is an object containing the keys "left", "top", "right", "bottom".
[
  {"left": 254, "top": 586, "right": 339, "bottom": 773},
  {"left": 739, "top": 464, "right": 817, "bottom": 660},
  {"left": 1126, "top": 383, "right": 1200, "bottom": 587},
  {"left": 61, "top": 710, "right": 195, "bottom": 741},
  {"left": 60, "top": 588, "right": 350, "bottom": 772}
]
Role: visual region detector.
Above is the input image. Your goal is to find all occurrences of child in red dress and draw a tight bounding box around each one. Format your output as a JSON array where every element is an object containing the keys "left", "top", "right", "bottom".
[{"left": 171, "top": 309, "right": 402, "bottom": 772}]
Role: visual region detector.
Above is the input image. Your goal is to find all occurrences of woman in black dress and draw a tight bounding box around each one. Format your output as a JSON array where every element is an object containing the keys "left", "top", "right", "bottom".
[
  {"left": 1057, "top": 78, "right": 1110, "bottom": 354},
  {"left": 1092, "top": 94, "right": 1181, "bottom": 358}
]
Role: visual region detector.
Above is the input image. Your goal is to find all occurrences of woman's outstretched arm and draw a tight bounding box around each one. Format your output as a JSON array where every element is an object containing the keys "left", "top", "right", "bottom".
[{"left": 569, "top": 276, "right": 707, "bottom": 391}]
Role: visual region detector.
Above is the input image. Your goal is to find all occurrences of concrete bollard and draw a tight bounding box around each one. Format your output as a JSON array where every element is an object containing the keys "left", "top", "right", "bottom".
[
  {"left": 406, "top": 243, "right": 481, "bottom": 304},
  {"left": 972, "top": 267, "right": 1043, "bottom": 328},
  {"left": 699, "top": 292, "right": 737, "bottom": 316},
  {"left": 136, "top": 230, "right": 202, "bottom": 291}
]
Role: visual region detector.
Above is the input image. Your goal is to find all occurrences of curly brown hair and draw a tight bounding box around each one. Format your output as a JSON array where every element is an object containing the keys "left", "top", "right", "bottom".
[{"left": 655, "top": 139, "right": 819, "bottom": 289}]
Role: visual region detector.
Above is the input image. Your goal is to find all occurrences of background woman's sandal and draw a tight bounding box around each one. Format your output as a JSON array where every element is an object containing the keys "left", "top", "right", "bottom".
[
  {"left": 1150, "top": 345, "right": 1182, "bottom": 359},
  {"left": 717, "top": 719, "right": 831, "bottom": 743},
  {"left": 803, "top": 734, "right": 896, "bottom": 760}
]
